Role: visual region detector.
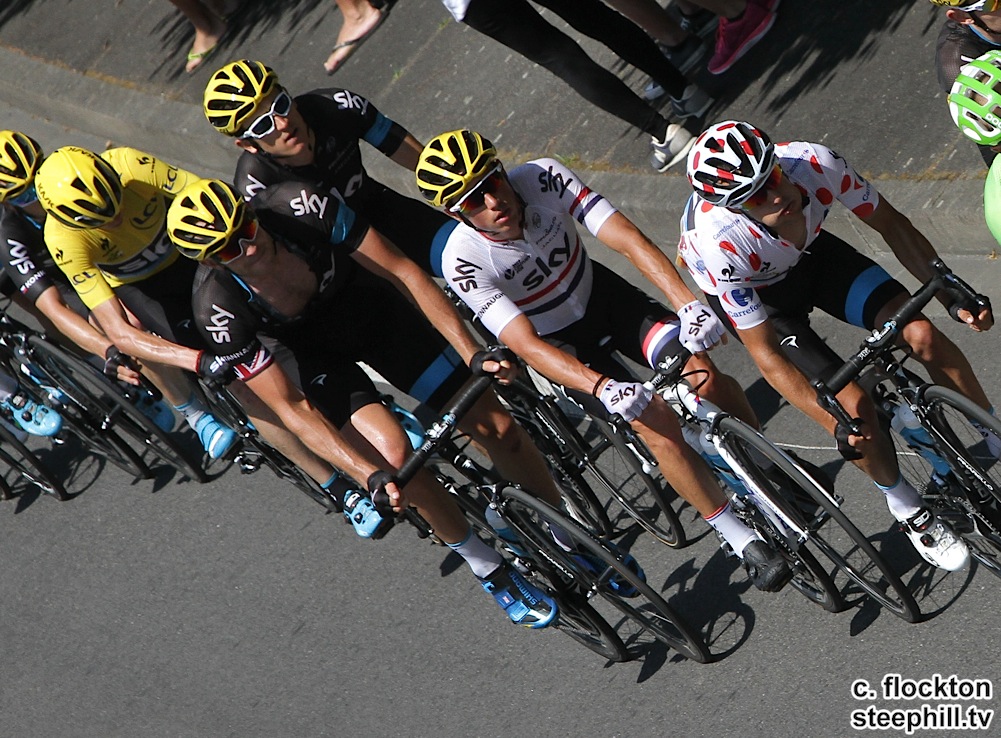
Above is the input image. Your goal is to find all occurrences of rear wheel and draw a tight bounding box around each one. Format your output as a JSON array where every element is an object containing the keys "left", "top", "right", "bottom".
[{"left": 501, "top": 487, "right": 711, "bottom": 662}]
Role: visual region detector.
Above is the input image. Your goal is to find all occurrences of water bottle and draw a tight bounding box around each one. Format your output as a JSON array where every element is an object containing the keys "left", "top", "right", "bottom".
[
  {"left": 681, "top": 423, "right": 749, "bottom": 497},
  {"left": 889, "top": 403, "right": 951, "bottom": 477},
  {"left": 343, "top": 490, "right": 386, "bottom": 538}
]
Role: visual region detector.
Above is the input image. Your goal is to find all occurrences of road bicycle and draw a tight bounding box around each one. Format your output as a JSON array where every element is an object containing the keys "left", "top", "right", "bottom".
[
  {"left": 376, "top": 375, "right": 712, "bottom": 663},
  {"left": 199, "top": 377, "right": 342, "bottom": 514},
  {"left": 813, "top": 259, "right": 1001, "bottom": 583},
  {"left": 0, "top": 309, "right": 209, "bottom": 483},
  {"left": 652, "top": 348, "right": 921, "bottom": 622}
]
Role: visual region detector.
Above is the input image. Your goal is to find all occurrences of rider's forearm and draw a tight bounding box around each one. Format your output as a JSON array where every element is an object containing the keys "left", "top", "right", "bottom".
[
  {"left": 392, "top": 265, "right": 482, "bottom": 365},
  {"left": 91, "top": 297, "right": 202, "bottom": 372},
  {"left": 33, "top": 289, "right": 114, "bottom": 360}
]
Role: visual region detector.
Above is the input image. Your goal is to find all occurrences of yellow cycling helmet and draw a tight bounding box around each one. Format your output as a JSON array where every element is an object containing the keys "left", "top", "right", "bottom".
[
  {"left": 416, "top": 130, "right": 498, "bottom": 208},
  {"left": 0, "top": 131, "right": 43, "bottom": 203},
  {"left": 204, "top": 60, "right": 280, "bottom": 136},
  {"left": 928, "top": 0, "right": 993, "bottom": 8},
  {"left": 35, "top": 146, "right": 123, "bottom": 229},
  {"left": 167, "top": 178, "right": 251, "bottom": 261}
]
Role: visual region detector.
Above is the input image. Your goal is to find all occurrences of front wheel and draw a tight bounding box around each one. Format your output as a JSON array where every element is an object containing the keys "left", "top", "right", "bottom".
[
  {"left": 718, "top": 418, "right": 921, "bottom": 620},
  {"left": 0, "top": 422, "right": 69, "bottom": 501},
  {"left": 501, "top": 487, "right": 711, "bottom": 663},
  {"left": 584, "top": 421, "right": 686, "bottom": 548}
]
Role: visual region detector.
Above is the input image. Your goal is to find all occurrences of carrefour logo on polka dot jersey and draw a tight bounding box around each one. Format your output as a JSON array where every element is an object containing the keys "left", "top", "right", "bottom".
[{"left": 723, "top": 288, "right": 754, "bottom": 308}]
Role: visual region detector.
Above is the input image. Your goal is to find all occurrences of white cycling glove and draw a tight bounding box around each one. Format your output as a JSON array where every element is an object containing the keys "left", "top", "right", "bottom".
[
  {"left": 598, "top": 379, "right": 653, "bottom": 422},
  {"left": 678, "top": 300, "right": 726, "bottom": 353}
]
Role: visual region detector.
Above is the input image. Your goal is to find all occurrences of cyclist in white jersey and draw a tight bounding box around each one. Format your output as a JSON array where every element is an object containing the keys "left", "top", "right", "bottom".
[
  {"left": 419, "top": 129, "right": 794, "bottom": 592},
  {"left": 679, "top": 120, "right": 999, "bottom": 571}
]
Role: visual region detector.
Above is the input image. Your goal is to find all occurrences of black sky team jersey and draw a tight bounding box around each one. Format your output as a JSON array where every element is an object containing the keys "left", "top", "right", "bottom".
[
  {"left": 192, "top": 180, "right": 369, "bottom": 374},
  {"left": 0, "top": 205, "right": 59, "bottom": 302}
]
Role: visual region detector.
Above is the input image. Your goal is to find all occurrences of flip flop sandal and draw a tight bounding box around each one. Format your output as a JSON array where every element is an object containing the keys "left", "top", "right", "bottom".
[
  {"left": 323, "top": 5, "right": 391, "bottom": 75},
  {"left": 186, "top": 42, "right": 219, "bottom": 74}
]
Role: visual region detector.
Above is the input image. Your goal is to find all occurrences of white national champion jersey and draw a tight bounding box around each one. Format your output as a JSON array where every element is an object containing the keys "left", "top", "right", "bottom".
[
  {"left": 677, "top": 141, "right": 879, "bottom": 329},
  {"left": 438, "top": 158, "right": 617, "bottom": 338}
]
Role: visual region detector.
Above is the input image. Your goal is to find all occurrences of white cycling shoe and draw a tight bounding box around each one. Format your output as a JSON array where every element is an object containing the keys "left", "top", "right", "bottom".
[{"left": 899, "top": 508, "right": 970, "bottom": 572}]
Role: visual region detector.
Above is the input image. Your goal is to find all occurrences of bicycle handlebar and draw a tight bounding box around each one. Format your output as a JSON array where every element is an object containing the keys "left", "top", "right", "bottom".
[{"left": 812, "top": 259, "right": 989, "bottom": 439}]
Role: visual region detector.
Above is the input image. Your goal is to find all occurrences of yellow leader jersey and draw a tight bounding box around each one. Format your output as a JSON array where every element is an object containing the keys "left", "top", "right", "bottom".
[{"left": 44, "top": 147, "right": 201, "bottom": 309}]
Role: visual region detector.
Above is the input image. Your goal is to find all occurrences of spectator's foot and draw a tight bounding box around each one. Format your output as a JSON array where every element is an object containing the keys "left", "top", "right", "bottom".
[
  {"left": 707, "top": 2, "right": 776, "bottom": 75},
  {"left": 323, "top": 4, "right": 390, "bottom": 75},
  {"left": 650, "top": 123, "right": 695, "bottom": 172},
  {"left": 184, "top": 14, "right": 226, "bottom": 74},
  {"left": 679, "top": 6, "right": 718, "bottom": 38}
]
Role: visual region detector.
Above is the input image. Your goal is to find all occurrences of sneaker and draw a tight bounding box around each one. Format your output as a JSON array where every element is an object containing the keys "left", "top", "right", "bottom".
[
  {"left": 136, "top": 397, "right": 175, "bottom": 433},
  {"left": 1, "top": 392, "right": 63, "bottom": 437},
  {"left": 642, "top": 37, "right": 708, "bottom": 101},
  {"left": 741, "top": 539, "right": 793, "bottom": 592},
  {"left": 571, "top": 545, "right": 646, "bottom": 598},
  {"left": 707, "top": 3, "right": 777, "bottom": 75},
  {"left": 670, "top": 84, "right": 714, "bottom": 119},
  {"left": 650, "top": 123, "right": 695, "bottom": 172},
  {"left": 899, "top": 507, "right": 970, "bottom": 571},
  {"left": 679, "top": 7, "right": 719, "bottom": 38},
  {"left": 193, "top": 413, "right": 238, "bottom": 459},
  {"left": 479, "top": 562, "right": 558, "bottom": 629}
]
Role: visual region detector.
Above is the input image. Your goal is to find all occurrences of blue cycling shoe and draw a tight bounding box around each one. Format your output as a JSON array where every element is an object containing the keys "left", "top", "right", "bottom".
[
  {"left": 479, "top": 562, "right": 558, "bottom": 629},
  {"left": 343, "top": 490, "right": 390, "bottom": 538},
  {"left": 135, "top": 397, "right": 175, "bottom": 433},
  {"left": 572, "top": 544, "right": 646, "bottom": 598},
  {"left": 2, "top": 392, "right": 63, "bottom": 437},
  {"left": 193, "top": 413, "right": 237, "bottom": 459}
]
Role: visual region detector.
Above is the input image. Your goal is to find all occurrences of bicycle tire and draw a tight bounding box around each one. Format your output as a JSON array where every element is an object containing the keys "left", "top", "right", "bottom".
[
  {"left": 25, "top": 337, "right": 206, "bottom": 481},
  {"left": 899, "top": 386, "right": 1001, "bottom": 579},
  {"left": 719, "top": 417, "right": 920, "bottom": 621},
  {"left": 715, "top": 418, "right": 849, "bottom": 614},
  {"left": 551, "top": 591, "right": 630, "bottom": 662},
  {"left": 496, "top": 388, "right": 614, "bottom": 537},
  {"left": 584, "top": 421, "right": 686, "bottom": 547},
  {"left": 501, "top": 487, "right": 711, "bottom": 662},
  {"left": 0, "top": 421, "right": 69, "bottom": 501}
]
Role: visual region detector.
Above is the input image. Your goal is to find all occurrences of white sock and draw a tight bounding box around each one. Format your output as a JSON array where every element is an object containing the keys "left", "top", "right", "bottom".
[
  {"left": 173, "top": 393, "right": 208, "bottom": 431},
  {"left": 705, "top": 502, "right": 759, "bottom": 557},
  {"left": 876, "top": 474, "right": 923, "bottom": 521},
  {"left": 446, "top": 528, "right": 504, "bottom": 579},
  {"left": 971, "top": 406, "right": 1001, "bottom": 460}
]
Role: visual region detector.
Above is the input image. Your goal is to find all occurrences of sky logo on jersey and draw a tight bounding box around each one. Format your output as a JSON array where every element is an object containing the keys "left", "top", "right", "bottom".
[
  {"left": 451, "top": 257, "right": 481, "bottom": 293},
  {"left": 7, "top": 241, "right": 35, "bottom": 275},
  {"left": 332, "top": 90, "right": 369, "bottom": 115},
  {"left": 290, "top": 190, "right": 329, "bottom": 218},
  {"left": 538, "top": 166, "right": 571, "bottom": 198},
  {"left": 205, "top": 304, "right": 235, "bottom": 344}
]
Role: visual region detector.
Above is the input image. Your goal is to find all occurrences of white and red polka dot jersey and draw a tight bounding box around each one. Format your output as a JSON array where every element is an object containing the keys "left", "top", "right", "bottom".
[{"left": 677, "top": 141, "right": 879, "bottom": 329}]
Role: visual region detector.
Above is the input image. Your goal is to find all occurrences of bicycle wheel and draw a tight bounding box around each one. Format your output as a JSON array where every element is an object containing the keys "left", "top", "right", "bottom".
[
  {"left": 10, "top": 346, "right": 149, "bottom": 479},
  {"left": 497, "top": 388, "right": 614, "bottom": 537},
  {"left": 721, "top": 417, "right": 920, "bottom": 621},
  {"left": 551, "top": 591, "right": 630, "bottom": 662},
  {"left": 716, "top": 418, "right": 863, "bottom": 615},
  {"left": 500, "top": 487, "right": 711, "bottom": 662},
  {"left": 0, "top": 422, "right": 69, "bottom": 500},
  {"left": 25, "top": 337, "right": 207, "bottom": 482},
  {"left": 583, "top": 420, "right": 686, "bottom": 547},
  {"left": 898, "top": 386, "right": 1001, "bottom": 578}
]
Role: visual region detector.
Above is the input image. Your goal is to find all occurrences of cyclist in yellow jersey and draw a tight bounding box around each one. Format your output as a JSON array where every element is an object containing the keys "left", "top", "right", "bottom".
[{"left": 35, "top": 146, "right": 239, "bottom": 459}]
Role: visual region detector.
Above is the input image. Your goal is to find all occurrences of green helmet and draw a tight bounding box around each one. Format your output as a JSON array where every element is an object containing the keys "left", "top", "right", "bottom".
[{"left": 950, "top": 50, "right": 1001, "bottom": 146}]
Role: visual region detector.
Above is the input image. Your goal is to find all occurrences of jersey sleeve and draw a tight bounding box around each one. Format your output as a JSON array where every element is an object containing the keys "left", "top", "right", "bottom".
[
  {"left": 0, "top": 210, "right": 55, "bottom": 303},
  {"left": 516, "top": 158, "right": 617, "bottom": 237},
  {"left": 439, "top": 230, "right": 523, "bottom": 338},
  {"left": 251, "top": 181, "right": 369, "bottom": 253},
  {"left": 192, "top": 268, "right": 271, "bottom": 379},
  {"left": 306, "top": 89, "right": 407, "bottom": 157},
  {"left": 43, "top": 221, "right": 115, "bottom": 309},
  {"left": 802, "top": 143, "right": 880, "bottom": 220},
  {"left": 102, "top": 147, "right": 201, "bottom": 197}
]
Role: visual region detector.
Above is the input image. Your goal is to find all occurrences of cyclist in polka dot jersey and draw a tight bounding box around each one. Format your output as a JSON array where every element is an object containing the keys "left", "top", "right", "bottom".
[{"left": 675, "top": 120, "right": 997, "bottom": 573}]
